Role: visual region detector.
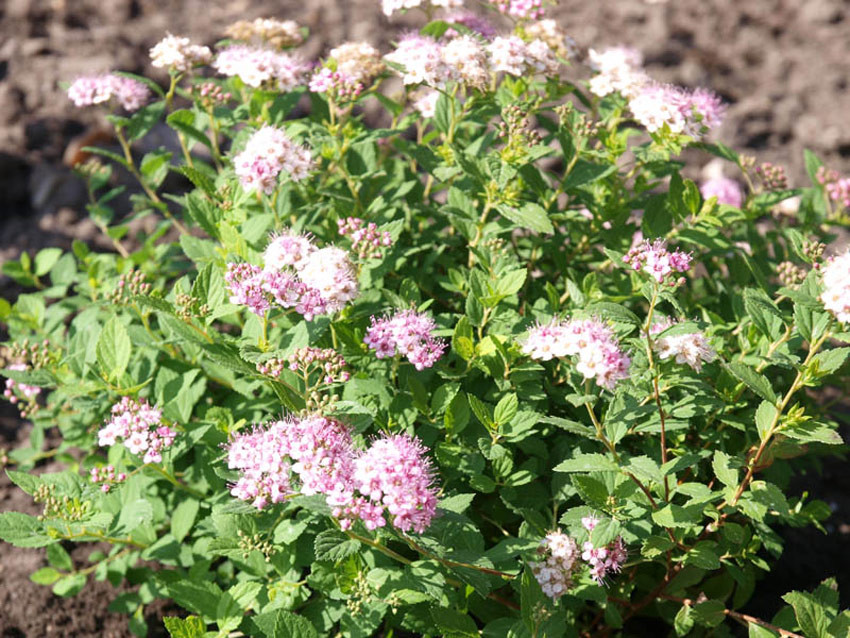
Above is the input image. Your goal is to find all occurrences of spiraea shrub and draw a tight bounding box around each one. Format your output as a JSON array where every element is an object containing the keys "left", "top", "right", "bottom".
[{"left": 2, "top": 3, "right": 850, "bottom": 637}]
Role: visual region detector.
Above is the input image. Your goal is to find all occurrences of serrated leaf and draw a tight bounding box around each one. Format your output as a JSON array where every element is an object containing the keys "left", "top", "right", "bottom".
[
  {"left": 712, "top": 450, "right": 738, "bottom": 488},
  {"left": 494, "top": 393, "right": 518, "bottom": 425},
  {"left": 97, "top": 315, "right": 131, "bottom": 382},
  {"left": 314, "top": 529, "right": 360, "bottom": 562},
  {"left": 496, "top": 203, "right": 554, "bottom": 234},
  {"left": 468, "top": 394, "right": 495, "bottom": 429},
  {"left": 162, "top": 616, "right": 206, "bottom": 638},
  {"left": 781, "top": 590, "right": 830, "bottom": 638},
  {"left": 755, "top": 400, "right": 777, "bottom": 441},
  {"left": 725, "top": 363, "right": 777, "bottom": 404},
  {"left": 554, "top": 453, "right": 619, "bottom": 473}
]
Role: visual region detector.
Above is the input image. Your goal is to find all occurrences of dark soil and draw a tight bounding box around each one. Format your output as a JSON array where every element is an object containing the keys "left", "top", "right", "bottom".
[{"left": 2, "top": 0, "right": 850, "bottom": 635}]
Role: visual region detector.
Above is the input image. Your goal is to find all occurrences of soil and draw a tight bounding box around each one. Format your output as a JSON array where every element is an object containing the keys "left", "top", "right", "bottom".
[{"left": 1, "top": 0, "right": 850, "bottom": 635}]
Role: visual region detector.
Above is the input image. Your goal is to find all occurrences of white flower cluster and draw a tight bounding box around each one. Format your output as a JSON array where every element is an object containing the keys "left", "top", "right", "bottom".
[
  {"left": 821, "top": 250, "right": 850, "bottom": 324},
  {"left": 651, "top": 318, "right": 717, "bottom": 372},
  {"left": 149, "top": 34, "right": 212, "bottom": 73}
]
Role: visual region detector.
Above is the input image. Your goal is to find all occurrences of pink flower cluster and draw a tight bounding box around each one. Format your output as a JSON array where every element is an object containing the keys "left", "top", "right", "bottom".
[
  {"left": 233, "top": 125, "right": 313, "bottom": 194},
  {"left": 488, "top": 0, "right": 544, "bottom": 20},
  {"left": 67, "top": 74, "right": 150, "bottom": 112},
  {"left": 623, "top": 239, "right": 692, "bottom": 285},
  {"left": 487, "top": 35, "right": 558, "bottom": 77},
  {"left": 817, "top": 167, "right": 850, "bottom": 208},
  {"left": 226, "top": 418, "right": 439, "bottom": 533},
  {"left": 89, "top": 465, "right": 127, "bottom": 493},
  {"left": 308, "top": 68, "right": 364, "bottom": 100},
  {"left": 651, "top": 318, "right": 717, "bottom": 372},
  {"left": 226, "top": 232, "right": 358, "bottom": 319},
  {"left": 149, "top": 34, "right": 212, "bottom": 73},
  {"left": 821, "top": 250, "right": 850, "bottom": 324},
  {"left": 588, "top": 46, "right": 648, "bottom": 99},
  {"left": 4, "top": 363, "right": 41, "bottom": 405},
  {"left": 521, "top": 318, "right": 631, "bottom": 390},
  {"left": 700, "top": 176, "right": 743, "bottom": 208},
  {"left": 364, "top": 310, "right": 447, "bottom": 370},
  {"left": 581, "top": 516, "right": 627, "bottom": 585},
  {"left": 531, "top": 530, "right": 580, "bottom": 600},
  {"left": 213, "top": 45, "right": 308, "bottom": 91},
  {"left": 629, "top": 84, "right": 725, "bottom": 137},
  {"left": 338, "top": 217, "right": 393, "bottom": 259},
  {"left": 97, "top": 397, "right": 176, "bottom": 464}
]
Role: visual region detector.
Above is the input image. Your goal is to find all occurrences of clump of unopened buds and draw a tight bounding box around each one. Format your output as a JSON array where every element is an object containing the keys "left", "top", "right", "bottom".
[
  {"left": 258, "top": 347, "right": 349, "bottom": 410},
  {"left": 776, "top": 261, "right": 807, "bottom": 288},
  {"left": 34, "top": 483, "right": 91, "bottom": 521},
  {"left": 498, "top": 103, "right": 543, "bottom": 163},
  {"left": 756, "top": 162, "right": 788, "bottom": 191},
  {"left": 236, "top": 529, "right": 275, "bottom": 562},
  {"left": 108, "top": 270, "right": 152, "bottom": 304},
  {"left": 89, "top": 465, "right": 127, "bottom": 493},
  {"left": 803, "top": 239, "right": 826, "bottom": 265},
  {"left": 175, "top": 291, "right": 210, "bottom": 321},
  {"left": 195, "top": 82, "right": 232, "bottom": 108},
  {"left": 337, "top": 217, "right": 393, "bottom": 260}
]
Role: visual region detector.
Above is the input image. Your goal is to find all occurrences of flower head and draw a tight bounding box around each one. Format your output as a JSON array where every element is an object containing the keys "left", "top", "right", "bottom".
[
  {"left": 329, "top": 41, "right": 385, "bottom": 84},
  {"left": 821, "top": 250, "right": 850, "bottom": 324},
  {"left": 623, "top": 239, "right": 692, "bottom": 285},
  {"left": 531, "top": 530, "right": 579, "bottom": 600},
  {"left": 213, "top": 45, "right": 308, "bottom": 90},
  {"left": 297, "top": 247, "right": 359, "bottom": 314},
  {"left": 233, "top": 125, "right": 313, "bottom": 194},
  {"left": 385, "top": 34, "right": 449, "bottom": 86},
  {"left": 488, "top": 0, "right": 544, "bottom": 20},
  {"left": 67, "top": 74, "right": 150, "bottom": 112},
  {"left": 150, "top": 34, "right": 212, "bottom": 72},
  {"left": 651, "top": 318, "right": 717, "bottom": 372},
  {"left": 97, "top": 397, "right": 174, "bottom": 464},
  {"left": 700, "top": 177, "right": 743, "bottom": 208},
  {"left": 225, "top": 18, "right": 304, "bottom": 49},
  {"left": 364, "top": 310, "right": 447, "bottom": 370}
]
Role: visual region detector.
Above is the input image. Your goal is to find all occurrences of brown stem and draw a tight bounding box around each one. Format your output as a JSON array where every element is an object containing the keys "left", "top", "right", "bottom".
[{"left": 660, "top": 595, "right": 804, "bottom": 638}]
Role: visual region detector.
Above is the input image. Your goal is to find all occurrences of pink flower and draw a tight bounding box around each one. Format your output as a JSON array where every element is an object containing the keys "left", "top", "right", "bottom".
[
  {"left": 337, "top": 217, "right": 393, "bottom": 259},
  {"left": 67, "top": 74, "right": 150, "bottom": 112},
  {"left": 233, "top": 125, "right": 313, "bottom": 194},
  {"left": 700, "top": 177, "right": 743, "bottom": 208},
  {"left": 521, "top": 318, "right": 631, "bottom": 390},
  {"left": 623, "top": 239, "right": 692, "bottom": 285},
  {"left": 385, "top": 34, "right": 449, "bottom": 86},
  {"left": 297, "top": 247, "right": 359, "bottom": 314},
  {"left": 531, "top": 530, "right": 579, "bottom": 600},
  {"left": 213, "top": 45, "right": 308, "bottom": 91},
  {"left": 629, "top": 83, "right": 724, "bottom": 137},
  {"left": 487, "top": 0, "right": 544, "bottom": 20},
  {"left": 821, "top": 250, "right": 850, "bottom": 324},
  {"left": 651, "top": 317, "right": 717, "bottom": 372},
  {"left": 150, "top": 34, "right": 212, "bottom": 72},
  {"left": 364, "top": 310, "right": 447, "bottom": 370},
  {"left": 97, "top": 397, "right": 173, "bottom": 463}
]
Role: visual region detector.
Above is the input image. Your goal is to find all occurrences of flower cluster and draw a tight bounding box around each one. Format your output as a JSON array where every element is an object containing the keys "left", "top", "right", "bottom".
[
  {"left": 67, "top": 74, "right": 150, "bottom": 112},
  {"left": 651, "top": 318, "right": 717, "bottom": 372},
  {"left": 227, "top": 418, "right": 439, "bottom": 533},
  {"left": 524, "top": 19, "right": 578, "bottom": 60},
  {"left": 97, "top": 397, "right": 175, "bottom": 464},
  {"left": 623, "top": 239, "right": 693, "bottom": 285},
  {"left": 227, "top": 233, "right": 358, "bottom": 319},
  {"left": 328, "top": 42, "right": 385, "bottom": 84},
  {"left": 442, "top": 35, "right": 490, "bottom": 87},
  {"left": 195, "top": 82, "right": 232, "bottom": 106},
  {"left": 149, "top": 34, "right": 212, "bottom": 73},
  {"left": 581, "top": 516, "right": 628, "bottom": 585},
  {"left": 817, "top": 167, "right": 850, "bottom": 208},
  {"left": 364, "top": 310, "right": 447, "bottom": 370},
  {"left": 381, "top": 0, "right": 462, "bottom": 17},
  {"left": 488, "top": 35, "right": 557, "bottom": 77},
  {"left": 700, "top": 176, "right": 743, "bottom": 208},
  {"left": 233, "top": 125, "right": 313, "bottom": 194},
  {"left": 3, "top": 363, "right": 41, "bottom": 406},
  {"left": 821, "top": 250, "right": 850, "bottom": 324},
  {"left": 385, "top": 34, "right": 448, "bottom": 86},
  {"left": 308, "top": 68, "right": 364, "bottom": 100},
  {"left": 89, "top": 465, "right": 127, "bottom": 493},
  {"left": 521, "top": 318, "right": 631, "bottom": 390},
  {"left": 488, "top": 0, "right": 545, "bottom": 20},
  {"left": 629, "top": 84, "right": 725, "bottom": 137},
  {"left": 213, "top": 45, "right": 308, "bottom": 91},
  {"left": 588, "top": 46, "right": 648, "bottom": 99},
  {"left": 225, "top": 18, "right": 304, "bottom": 49},
  {"left": 337, "top": 217, "right": 393, "bottom": 259},
  {"left": 412, "top": 88, "right": 441, "bottom": 117},
  {"left": 347, "top": 434, "right": 438, "bottom": 533},
  {"left": 531, "top": 531, "right": 580, "bottom": 600}
]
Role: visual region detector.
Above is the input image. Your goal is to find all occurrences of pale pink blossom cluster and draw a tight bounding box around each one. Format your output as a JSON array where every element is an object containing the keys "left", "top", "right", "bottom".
[
  {"left": 524, "top": 19, "right": 578, "bottom": 60},
  {"left": 700, "top": 176, "right": 743, "bottom": 208},
  {"left": 823, "top": 174, "right": 850, "bottom": 209},
  {"left": 521, "top": 318, "right": 631, "bottom": 390},
  {"left": 213, "top": 45, "right": 308, "bottom": 90},
  {"left": 385, "top": 34, "right": 449, "bottom": 86},
  {"left": 97, "top": 397, "right": 176, "bottom": 464},
  {"left": 225, "top": 18, "right": 304, "bottom": 49},
  {"left": 487, "top": 35, "right": 558, "bottom": 77},
  {"left": 364, "top": 310, "right": 447, "bottom": 370},
  {"left": 308, "top": 68, "right": 364, "bottom": 100},
  {"left": 89, "top": 465, "right": 127, "bottom": 493},
  {"left": 329, "top": 42, "right": 385, "bottom": 84},
  {"left": 581, "top": 516, "right": 628, "bottom": 585},
  {"left": 381, "top": 0, "right": 462, "bottom": 17},
  {"left": 587, "top": 46, "right": 648, "bottom": 99},
  {"left": 233, "top": 125, "right": 313, "bottom": 194},
  {"left": 488, "top": 0, "right": 544, "bottom": 20},
  {"left": 338, "top": 217, "right": 393, "bottom": 259},
  {"left": 224, "top": 263, "right": 325, "bottom": 319},
  {"left": 629, "top": 84, "right": 725, "bottom": 137},
  {"left": 442, "top": 35, "right": 491, "bottom": 87},
  {"left": 623, "top": 239, "right": 693, "bottom": 285},
  {"left": 412, "top": 88, "right": 441, "bottom": 117},
  {"left": 442, "top": 11, "right": 498, "bottom": 39},
  {"left": 3, "top": 363, "right": 41, "bottom": 405},
  {"left": 149, "top": 34, "right": 212, "bottom": 73},
  {"left": 531, "top": 530, "right": 580, "bottom": 600},
  {"left": 821, "top": 250, "right": 850, "bottom": 324},
  {"left": 67, "top": 74, "right": 150, "bottom": 112},
  {"left": 651, "top": 318, "right": 717, "bottom": 372},
  {"left": 227, "top": 418, "right": 439, "bottom": 533}
]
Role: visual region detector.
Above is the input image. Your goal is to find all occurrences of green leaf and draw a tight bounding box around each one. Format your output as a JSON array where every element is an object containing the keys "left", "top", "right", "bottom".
[
  {"left": 248, "top": 609, "right": 319, "bottom": 638},
  {"left": 430, "top": 608, "right": 479, "bottom": 637},
  {"left": 810, "top": 348, "right": 850, "bottom": 376},
  {"left": 539, "top": 415, "right": 595, "bottom": 438},
  {"left": 693, "top": 600, "right": 726, "bottom": 627},
  {"left": 685, "top": 541, "right": 721, "bottom": 570},
  {"left": 314, "top": 529, "right": 360, "bottom": 562},
  {"left": 590, "top": 518, "right": 621, "bottom": 547},
  {"left": 743, "top": 288, "right": 783, "bottom": 338},
  {"left": 781, "top": 590, "right": 830, "bottom": 638},
  {"left": 563, "top": 160, "right": 616, "bottom": 190},
  {"left": 725, "top": 362, "right": 777, "bottom": 404},
  {"left": 47, "top": 543, "right": 74, "bottom": 571},
  {"left": 164, "top": 579, "right": 222, "bottom": 619},
  {"left": 494, "top": 393, "right": 518, "bottom": 425},
  {"left": 468, "top": 394, "right": 495, "bottom": 430},
  {"left": 30, "top": 567, "right": 62, "bottom": 585},
  {"left": 641, "top": 535, "right": 674, "bottom": 559},
  {"left": 0, "top": 512, "right": 52, "bottom": 547},
  {"left": 97, "top": 315, "right": 131, "bottom": 382},
  {"left": 712, "top": 450, "right": 738, "bottom": 488},
  {"left": 782, "top": 421, "right": 843, "bottom": 445},
  {"left": 52, "top": 573, "right": 86, "bottom": 597},
  {"left": 34, "top": 248, "right": 63, "bottom": 277},
  {"left": 755, "top": 400, "right": 777, "bottom": 441},
  {"left": 553, "top": 453, "right": 619, "bottom": 473},
  {"left": 496, "top": 269, "right": 527, "bottom": 297},
  {"left": 170, "top": 499, "right": 200, "bottom": 543},
  {"left": 674, "top": 604, "right": 694, "bottom": 637},
  {"left": 496, "top": 203, "right": 554, "bottom": 234},
  {"left": 163, "top": 616, "right": 206, "bottom": 638}
]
